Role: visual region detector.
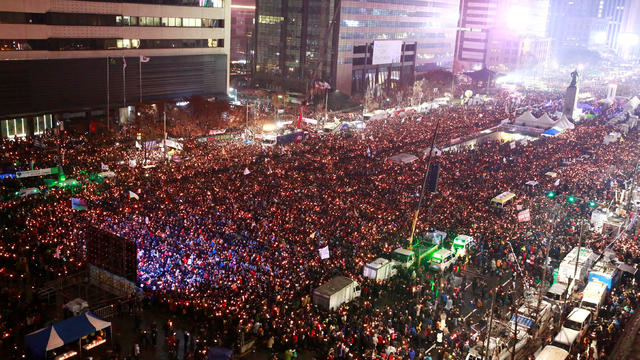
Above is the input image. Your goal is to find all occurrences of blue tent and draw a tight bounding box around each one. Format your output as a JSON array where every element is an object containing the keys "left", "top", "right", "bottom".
[
  {"left": 25, "top": 312, "right": 111, "bottom": 359},
  {"left": 542, "top": 128, "right": 560, "bottom": 136}
]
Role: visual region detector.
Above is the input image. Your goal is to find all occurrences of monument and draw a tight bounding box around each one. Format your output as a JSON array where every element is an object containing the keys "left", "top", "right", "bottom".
[{"left": 563, "top": 70, "right": 580, "bottom": 121}]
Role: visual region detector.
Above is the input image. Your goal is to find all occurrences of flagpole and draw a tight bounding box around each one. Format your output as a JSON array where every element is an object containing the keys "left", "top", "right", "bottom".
[
  {"left": 106, "top": 56, "right": 110, "bottom": 131},
  {"left": 123, "top": 56, "right": 126, "bottom": 108},
  {"left": 139, "top": 56, "right": 142, "bottom": 103}
]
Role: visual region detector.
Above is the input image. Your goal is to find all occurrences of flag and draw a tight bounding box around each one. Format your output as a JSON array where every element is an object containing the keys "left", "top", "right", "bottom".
[
  {"left": 129, "top": 191, "right": 139, "bottom": 200},
  {"left": 122, "top": 56, "right": 127, "bottom": 70},
  {"left": 139, "top": 55, "right": 150, "bottom": 63},
  {"left": 71, "top": 198, "right": 88, "bottom": 211},
  {"left": 129, "top": 159, "right": 137, "bottom": 168},
  {"left": 315, "top": 81, "right": 331, "bottom": 90},
  {"left": 510, "top": 142, "right": 516, "bottom": 149},
  {"left": 101, "top": 162, "right": 109, "bottom": 171},
  {"left": 517, "top": 209, "right": 531, "bottom": 222},
  {"left": 319, "top": 246, "right": 330, "bottom": 259},
  {"left": 310, "top": 231, "right": 316, "bottom": 239},
  {"left": 243, "top": 167, "right": 250, "bottom": 175},
  {"left": 554, "top": 179, "right": 560, "bottom": 186},
  {"left": 136, "top": 141, "right": 142, "bottom": 149},
  {"left": 296, "top": 105, "right": 306, "bottom": 129}
]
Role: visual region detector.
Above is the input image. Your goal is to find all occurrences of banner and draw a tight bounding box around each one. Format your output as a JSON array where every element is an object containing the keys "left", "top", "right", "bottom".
[
  {"left": 319, "top": 246, "right": 330, "bottom": 259},
  {"left": 517, "top": 209, "right": 531, "bottom": 222},
  {"left": 71, "top": 198, "right": 88, "bottom": 211},
  {"left": 16, "top": 167, "right": 59, "bottom": 179}
]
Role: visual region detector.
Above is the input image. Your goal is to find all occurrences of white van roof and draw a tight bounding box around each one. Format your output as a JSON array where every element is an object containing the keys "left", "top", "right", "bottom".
[
  {"left": 535, "top": 345, "right": 569, "bottom": 360},
  {"left": 566, "top": 307, "right": 591, "bottom": 323},
  {"left": 393, "top": 248, "right": 413, "bottom": 256}
]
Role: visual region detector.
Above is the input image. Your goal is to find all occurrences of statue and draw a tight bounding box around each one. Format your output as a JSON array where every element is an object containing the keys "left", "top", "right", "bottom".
[{"left": 569, "top": 70, "right": 579, "bottom": 87}]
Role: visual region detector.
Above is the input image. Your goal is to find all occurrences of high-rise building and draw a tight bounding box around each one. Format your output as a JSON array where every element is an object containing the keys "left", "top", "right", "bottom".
[
  {"left": 0, "top": 0, "right": 230, "bottom": 138},
  {"left": 453, "top": 0, "right": 499, "bottom": 72},
  {"left": 230, "top": 0, "right": 255, "bottom": 63},
  {"left": 253, "top": 0, "right": 459, "bottom": 96}
]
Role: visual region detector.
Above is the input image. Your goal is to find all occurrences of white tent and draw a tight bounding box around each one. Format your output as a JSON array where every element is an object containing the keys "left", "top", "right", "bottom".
[
  {"left": 389, "top": 153, "right": 419, "bottom": 164},
  {"left": 513, "top": 111, "right": 539, "bottom": 127},
  {"left": 553, "top": 115, "right": 575, "bottom": 130},
  {"left": 536, "top": 113, "right": 558, "bottom": 127},
  {"left": 624, "top": 96, "right": 640, "bottom": 113},
  {"left": 424, "top": 147, "right": 442, "bottom": 157}
]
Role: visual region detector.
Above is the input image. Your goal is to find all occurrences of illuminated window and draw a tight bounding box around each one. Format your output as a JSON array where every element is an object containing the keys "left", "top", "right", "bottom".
[
  {"left": 258, "top": 15, "right": 284, "bottom": 24},
  {"left": 34, "top": 114, "right": 53, "bottom": 135},
  {"left": 168, "top": 17, "right": 176, "bottom": 27},
  {"left": 2, "top": 118, "right": 26, "bottom": 139},
  {"left": 131, "top": 39, "right": 140, "bottom": 48}
]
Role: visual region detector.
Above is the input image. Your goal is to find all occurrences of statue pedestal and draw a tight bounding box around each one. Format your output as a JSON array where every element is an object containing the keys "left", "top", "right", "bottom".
[{"left": 563, "top": 85, "right": 579, "bottom": 121}]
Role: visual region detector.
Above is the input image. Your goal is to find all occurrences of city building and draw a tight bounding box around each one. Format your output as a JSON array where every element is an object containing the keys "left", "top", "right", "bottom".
[
  {"left": 453, "top": 0, "right": 499, "bottom": 72},
  {"left": 0, "top": 0, "right": 230, "bottom": 138},
  {"left": 253, "top": 0, "right": 459, "bottom": 96},
  {"left": 230, "top": 0, "right": 254, "bottom": 64},
  {"left": 485, "top": 30, "right": 551, "bottom": 72}
]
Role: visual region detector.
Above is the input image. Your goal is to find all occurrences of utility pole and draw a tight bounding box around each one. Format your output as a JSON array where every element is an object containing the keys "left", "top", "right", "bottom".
[
  {"left": 481, "top": 287, "right": 498, "bottom": 360},
  {"left": 163, "top": 109, "right": 167, "bottom": 162},
  {"left": 511, "top": 274, "right": 518, "bottom": 360}
]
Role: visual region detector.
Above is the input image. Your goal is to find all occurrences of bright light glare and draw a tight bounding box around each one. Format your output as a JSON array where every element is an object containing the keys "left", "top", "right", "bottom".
[
  {"left": 507, "top": 6, "right": 530, "bottom": 33},
  {"left": 263, "top": 124, "right": 276, "bottom": 132},
  {"left": 619, "top": 33, "right": 640, "bottom": 47},
  {"left": 577, "top": 64, "right": 584, "bottom": 71},
  {"left": 592, "top": 31, "right": 607, "bottom": 45}
]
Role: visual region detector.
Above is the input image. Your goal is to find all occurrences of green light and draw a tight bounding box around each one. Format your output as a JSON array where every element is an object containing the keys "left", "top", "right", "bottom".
[
  {"left": 546, "top": 191, "right": 555, "bottom": 199},
  {"left": 567, "top": 196, "right": 576, "bottom": 204},
  {"left": 589, "top": 201, "right": 597, "bottom": 208}
]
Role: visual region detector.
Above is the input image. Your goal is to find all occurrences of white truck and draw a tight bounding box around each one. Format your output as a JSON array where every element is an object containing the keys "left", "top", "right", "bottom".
[
  {"left": 557, "top": 247, "right": 598, "bottom": 286},
  {"left": 363, "top": 258, "right": 397, "bottom": 281},
  {"left": 313, "top": 276, "right": 361, "bottom": 311},
  {"left": 580, "top": 281, "right": 608, "bottom": 318},
  {"left": 392, "top": 248, "right": 415, "bottom": 268},
  {"left": 510, "top": 299, "right": 553, "bottom": 338},
  {"left": 466, "top": 326, "right": 530, "bottom": 360}
]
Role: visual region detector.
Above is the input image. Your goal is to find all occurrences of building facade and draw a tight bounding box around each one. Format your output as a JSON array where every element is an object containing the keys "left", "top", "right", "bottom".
[
  {"left": 230, "top": 0, "right": 254, "bottom": 63},
  {"left": 453, "top": 0, "right": 499, "bottom": 72},
  {"left": 253, "top": 0, "right": 459, "bottom": 96},
  {"left": 0, "top": 0, "right": 230, "bottom": 138},
  {"left": 485, "top": 30, "right": 551, "bottom": 72}
]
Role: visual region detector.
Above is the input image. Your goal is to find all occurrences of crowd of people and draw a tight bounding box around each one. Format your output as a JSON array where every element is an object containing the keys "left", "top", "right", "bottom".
[{"left": 1, "top": 82, "right": 640, "bottom": 360}]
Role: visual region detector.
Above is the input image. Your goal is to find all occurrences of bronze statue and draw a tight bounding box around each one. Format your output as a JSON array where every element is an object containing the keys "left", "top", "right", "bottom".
[{"left": 569, "top": 70, "right": 579, "bottom": 87}]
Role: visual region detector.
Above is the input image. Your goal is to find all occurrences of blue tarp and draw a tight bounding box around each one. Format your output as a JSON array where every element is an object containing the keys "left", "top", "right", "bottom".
[
  {"left": 543, "top": 128, "right": 560, "bottom": 136},
  {"left": 208, "top": 347, "right": 233, "bottom": 360},
  {"left": 510, "top": 314, "right": 535, "bottom": 328},
  {"left": 25, "top": 312, "right": 111, "bottom": 359}
]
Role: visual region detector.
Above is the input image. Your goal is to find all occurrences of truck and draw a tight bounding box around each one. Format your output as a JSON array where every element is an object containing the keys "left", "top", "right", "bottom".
[
  {"left": 313, "top": 276, "right": 361, "bottom": 311},
  {"left": 580, "top": 280, "right": 608, "bottom": 318},
  {"left": 557, "top": 247, "right": 598, "bottom": 286},
  {"left": 452, "top": 234, "right": 474, "bottom": 257},
  {"left": 466, "top": 326, "right": 530, "bottom": 360},
  {"left": 363, "top": 258, "right": 397, "bottom": 281},
  {"left": 588, "top": 256, "right": 619, "bottom": 290},
  {"left": 391, "top": 242, "right": 439, "bottom": 268},
  {"left": 510, "top": 299, "right": 553, "bottom": 339}
]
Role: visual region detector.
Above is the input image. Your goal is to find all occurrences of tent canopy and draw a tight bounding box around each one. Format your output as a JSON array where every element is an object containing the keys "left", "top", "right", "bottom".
[
  {"left": 25, "top": 312, "right": 111, "bottom": 360},
  {"left": 624, "top": 96, "right": 640, "bottom": 112},
  {"left": 389, "top": 153, "right": 419, "bottom": 164},
  {"left": 554, "top": 115, "right": 575, "bottom": 130},
  {"left": 536, "top": 113, "right": 558, "bottom": 127}
]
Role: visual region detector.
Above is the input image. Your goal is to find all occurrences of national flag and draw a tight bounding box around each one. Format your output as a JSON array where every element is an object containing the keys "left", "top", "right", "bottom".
[
  {"left": 296, "top": 105, "right": 306, "bottom": 129},
  {"left": 139, "top": 55, "right": 150, "bottom": 63},
  {"left": 122, "top": 56, "right": 127, "bottom": 70},
  {"left": 101, "top": 162, "right": 109, "bottom": 171},
  {"left": 129, "top": 191, "right": 139, "bottom": 200},
  {"left": 243, "top": 167, "right": 250, "bottom": 175},
  {"left": 517, "top": 209, "right": 531, "bottom": 222},
  {"left": 71, "top": 198, "right": 88, "bottom": 211},
  {"left": 319, "top": 246, "right": 330, "bottom": 259},
  {"left": 554, "top": 179, "right": 560, "bottom": 186},
  {"left": 314, "top": 81, "right": 331, "bottom": 90}
]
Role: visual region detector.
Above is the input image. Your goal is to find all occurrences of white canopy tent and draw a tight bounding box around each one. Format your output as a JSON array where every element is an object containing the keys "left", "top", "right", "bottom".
[
  {"left": 553, "top": 115, "right": 575, "bottom": 130},
  {"left": 513, "top": 111, "right": 539, "bottom": 127},
  {"left": 536, "top": 113, "right": 558, "bottom": 128},
  {"left": 624, "top": 96, "right": 640, "bottom": 113},
  {"left": 389, "top": 153, "right": 419, "bottom": 164}
]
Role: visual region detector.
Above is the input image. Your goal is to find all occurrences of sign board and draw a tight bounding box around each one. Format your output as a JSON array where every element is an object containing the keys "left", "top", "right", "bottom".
[
  {"left": 16, "top": 167, "right": 59, "bottom": 179},
  {"left": 517, "top": 209, "right": 531, "bottom": 222},
  {"left": 372, "top": 40, "right": 403, "bottom": 65}
]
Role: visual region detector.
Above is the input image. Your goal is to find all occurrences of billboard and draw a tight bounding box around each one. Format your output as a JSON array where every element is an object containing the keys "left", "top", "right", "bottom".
[{"left": 372, "top": 40, "right": 403, "bottom": 65}]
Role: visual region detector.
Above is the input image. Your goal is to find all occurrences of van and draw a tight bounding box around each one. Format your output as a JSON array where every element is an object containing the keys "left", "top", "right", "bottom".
[
  {"left": 535, "top": 345, "right": 569, "bottom": 360},
  {"left": 429, "top": 249, "right": 456, "bottom": 272},
  {"left": 553, "top": 308, "right": 592, "bottom": 352},
  {"left": 491, "top": 192, "right": 516, "bottom": 208},
  {"left": 544, "top": 283, "right": 568, "bottom": 304},
  {"left": 580, "top": 281, "right": 607, "bottom": 318},
  {"left": 392, "top": 248, "right": 415, "bottom": 268},
  {"left": 452, "top": 235, "right": 474, "bottom": 257}
]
